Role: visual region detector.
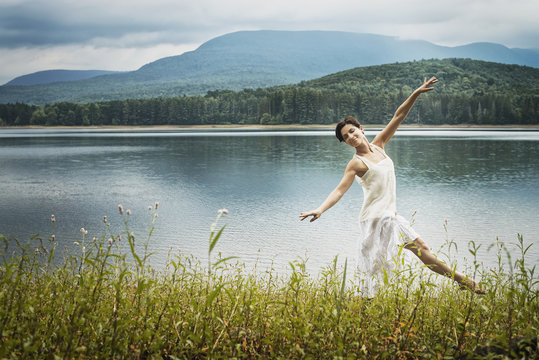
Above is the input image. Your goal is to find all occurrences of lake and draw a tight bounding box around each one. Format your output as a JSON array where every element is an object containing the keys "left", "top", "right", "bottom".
[{"left": 1, "top": 127, "right": 538, "bottom": 274}]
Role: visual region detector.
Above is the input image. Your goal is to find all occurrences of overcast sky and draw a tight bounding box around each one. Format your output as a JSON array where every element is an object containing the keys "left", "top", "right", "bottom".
[{"left": 1, "top": 0, "right": 538, "bottom": 85}]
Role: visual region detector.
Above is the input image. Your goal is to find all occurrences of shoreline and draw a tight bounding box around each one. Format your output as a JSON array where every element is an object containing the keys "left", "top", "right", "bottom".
[{"left": 2, "top": 123, "right": 539, "bottom": 130}]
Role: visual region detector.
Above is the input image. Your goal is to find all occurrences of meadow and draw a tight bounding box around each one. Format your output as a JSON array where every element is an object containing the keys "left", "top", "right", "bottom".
[{"left": 1, "top": 206, "right": 537, "bottom": 359}]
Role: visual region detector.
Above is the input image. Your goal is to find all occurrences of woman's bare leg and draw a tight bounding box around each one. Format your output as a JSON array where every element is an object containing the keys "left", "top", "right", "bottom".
[{"left": 404, "top": 238, "right": 485, "bottom": 294}]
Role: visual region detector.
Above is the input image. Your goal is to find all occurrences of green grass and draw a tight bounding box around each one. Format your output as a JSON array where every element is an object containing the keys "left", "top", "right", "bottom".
[{"left": 0, "top": 207, "right": 537, "bottom": 359}]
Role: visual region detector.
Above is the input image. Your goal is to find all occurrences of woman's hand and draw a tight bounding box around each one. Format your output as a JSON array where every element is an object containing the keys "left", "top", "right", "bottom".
[
  {"left": 414, "top": 76, "right": 438, "bottom": 94},
  {"left": 299, "top": 210, "right": 322, "bottom": 222}
]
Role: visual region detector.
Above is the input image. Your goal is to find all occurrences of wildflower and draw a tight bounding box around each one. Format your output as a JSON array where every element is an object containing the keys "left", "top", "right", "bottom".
[
  {"left": 103, "top": 216, "right": 107, "bottom": 223},
  {"left": 80, "top": 228, "right": 88, "bottom": 235},
  {"left": 35, "top": 248, "right": 40, "bottom": 254},
  {"left": 51, "top": 214, "right": 55, "bottom": 223},
  {"left": 51, "top": 234, "right": 55, "bottom": 241},
  {"left": 218, "top": 208, "right": 229, "bottom": 215},
  {"left": 74, "top": 242, "right": 80, "bottom": 246},
  {"left": 155, "top": 201, "right": 159, "bottom": 209},
  {"left": 118, "top": 234, "right": 121, "bottom": 241},
  {"left": 108, "top": 238, "right": 113, "bottom": 246},
  {"left": 154, "top": 213, "right": 158, "bottom": 218},
  {"left": 93, "top": 236, "right": 97, "bottom": 242},
  {"left": 148, "top": 205, "right": 153, "bottom": 211},
  {"left": 126, "top": 209, "right": 131, "bottom": 216},
  {"left": 118, "top": 204, "right": 124, "bottom": 215}
]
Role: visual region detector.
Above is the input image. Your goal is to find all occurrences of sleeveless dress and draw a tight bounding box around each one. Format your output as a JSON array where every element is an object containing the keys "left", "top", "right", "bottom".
[{"left": 355, "top": 143, "right": 419, "bottom": 296}]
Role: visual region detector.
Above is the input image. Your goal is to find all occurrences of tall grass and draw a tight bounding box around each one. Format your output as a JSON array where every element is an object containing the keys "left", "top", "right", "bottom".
[{"left": 0, "top": 206, "right": 537, "bottom": 359}]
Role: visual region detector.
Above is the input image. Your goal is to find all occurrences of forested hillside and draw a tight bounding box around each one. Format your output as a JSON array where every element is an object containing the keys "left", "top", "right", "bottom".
[{"left": 1, "top": 59, "right": 537, "bottom": 127}]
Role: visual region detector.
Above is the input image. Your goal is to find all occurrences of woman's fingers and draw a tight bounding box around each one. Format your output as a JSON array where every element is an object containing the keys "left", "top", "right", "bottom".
[
  {"left": 299, "top": 211, "right": 320, "bottom": 222},
  {"left": 418, "top": 77, "right": 438, "bottom": 92}
]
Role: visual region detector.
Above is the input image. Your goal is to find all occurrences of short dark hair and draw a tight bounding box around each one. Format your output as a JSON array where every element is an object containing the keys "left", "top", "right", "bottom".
[{"left": 335, "top": 116, "right": 360, "bottom": 142}]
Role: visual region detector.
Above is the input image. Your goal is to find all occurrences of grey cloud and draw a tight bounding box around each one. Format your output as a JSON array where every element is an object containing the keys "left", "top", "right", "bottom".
[
  {"left": 0, "top": 0, "right": 538, "bottom": 51},
  {"left": 0, "top": 1, "right": 211, "bottom": 48}
]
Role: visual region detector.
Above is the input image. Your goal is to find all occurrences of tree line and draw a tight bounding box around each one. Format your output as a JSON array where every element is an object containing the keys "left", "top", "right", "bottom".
[{"left": 0, "top": 88, "right": 536, "bottom": 127}]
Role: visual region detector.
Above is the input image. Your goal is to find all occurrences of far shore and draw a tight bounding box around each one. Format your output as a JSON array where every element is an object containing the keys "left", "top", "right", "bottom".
[{"left": 2, "top": 123, "right": 539, "bottom": 130}]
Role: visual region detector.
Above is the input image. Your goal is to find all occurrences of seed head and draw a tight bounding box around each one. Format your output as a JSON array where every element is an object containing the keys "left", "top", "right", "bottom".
[
  {"left": 155, "top": 202, "right": 159, "bottom": 209},
  {"left": 126, "top": 209, "right": 131, "bottom": 216},
  {"left": 51, "top": 214, "right": 55, "bottom": 223},
  {"left": 118, "top": 204, "right": 124, "bottom": 215}
]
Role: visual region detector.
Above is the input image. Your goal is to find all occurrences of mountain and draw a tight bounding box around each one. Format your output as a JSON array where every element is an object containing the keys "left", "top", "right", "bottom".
[
  {"left": 5, "top": 70, "right": 121, "bottom": 86},
  {"left": 1, "top": 30, "right": 538, "bottom": 105}
]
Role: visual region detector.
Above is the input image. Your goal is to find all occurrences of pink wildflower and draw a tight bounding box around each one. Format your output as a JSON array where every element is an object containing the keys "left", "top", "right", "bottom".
[{"left": 118, "top": 204, "right": 124, "bottom": 215}]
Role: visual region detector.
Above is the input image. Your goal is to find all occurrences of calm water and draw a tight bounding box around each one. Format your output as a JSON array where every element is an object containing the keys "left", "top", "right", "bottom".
[{"left": 1, "top": 128, "right": 538, "bottom": 273}]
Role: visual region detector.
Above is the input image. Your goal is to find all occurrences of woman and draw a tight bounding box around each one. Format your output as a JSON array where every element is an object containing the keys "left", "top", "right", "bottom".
[{"left": 300, "top": 77, "right": 484, "bottom": 295}]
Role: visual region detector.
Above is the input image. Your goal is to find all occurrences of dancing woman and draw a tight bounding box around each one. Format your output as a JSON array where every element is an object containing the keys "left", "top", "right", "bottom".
[{"left": 300, "top": 77, "right": 484, "bottom": 295}]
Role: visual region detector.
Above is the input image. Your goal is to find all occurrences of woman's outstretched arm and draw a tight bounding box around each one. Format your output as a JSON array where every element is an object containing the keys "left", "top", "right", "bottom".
[
  {"left": 300, "top": 158, "right": 364, "bottom": 222},
  {"left": 373, "top": 76, "right": 438, "bottom": 148}
]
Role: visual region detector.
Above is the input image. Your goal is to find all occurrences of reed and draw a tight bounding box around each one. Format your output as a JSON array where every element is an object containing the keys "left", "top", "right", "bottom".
[{"left": 0, "top": 206, "right": 537, "bottom": 359}]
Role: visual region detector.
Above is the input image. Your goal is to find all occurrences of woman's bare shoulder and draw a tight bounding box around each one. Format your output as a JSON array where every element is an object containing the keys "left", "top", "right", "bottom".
[{"left": 346, "top": 155, "right": 368, "bottom": 175}]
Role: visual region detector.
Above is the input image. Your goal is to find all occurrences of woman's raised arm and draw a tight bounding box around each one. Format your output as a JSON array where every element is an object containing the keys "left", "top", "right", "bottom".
[{"left": 373, "top": 76, "right": 438, "bottom": 148}]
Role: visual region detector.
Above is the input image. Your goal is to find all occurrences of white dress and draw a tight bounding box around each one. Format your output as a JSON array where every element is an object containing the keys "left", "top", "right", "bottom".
[{"left": 355, "top": 144, "right": 419, "bottom": 296}]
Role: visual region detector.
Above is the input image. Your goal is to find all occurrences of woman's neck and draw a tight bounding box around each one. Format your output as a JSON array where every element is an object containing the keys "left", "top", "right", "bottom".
[{"left": 355, "top": 141, "right": 374, "bottom": 156}]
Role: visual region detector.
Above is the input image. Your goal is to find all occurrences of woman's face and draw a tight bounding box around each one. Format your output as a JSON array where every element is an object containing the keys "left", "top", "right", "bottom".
[{"left": 340, "top": 124, "right": 365, "bottom": 148}]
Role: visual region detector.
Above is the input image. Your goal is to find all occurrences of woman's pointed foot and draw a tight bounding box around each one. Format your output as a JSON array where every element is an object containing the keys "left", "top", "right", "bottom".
[{"left": 459, "top": 278, "right": 486, "bottom": 295}]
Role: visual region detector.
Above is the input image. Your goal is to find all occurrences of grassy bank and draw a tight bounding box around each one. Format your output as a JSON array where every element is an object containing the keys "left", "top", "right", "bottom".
[{"left": 1, "top": 208, "right": 537, "bottom": 359}]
